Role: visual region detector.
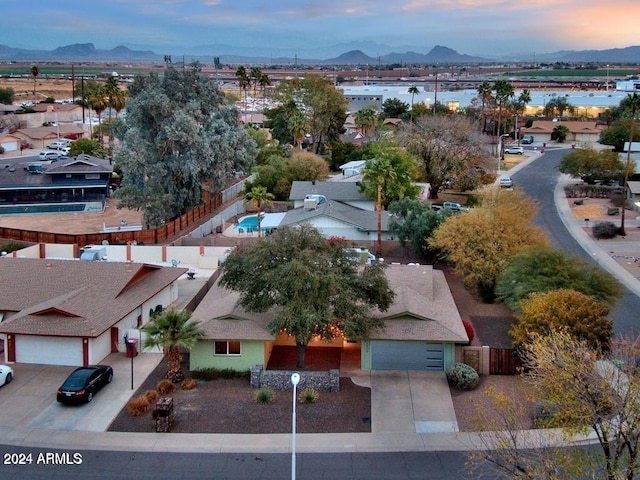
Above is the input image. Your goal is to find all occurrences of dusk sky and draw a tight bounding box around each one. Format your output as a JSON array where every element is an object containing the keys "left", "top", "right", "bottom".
[{"left": 4, "top": 1, "right": 639, "bottom": 59}]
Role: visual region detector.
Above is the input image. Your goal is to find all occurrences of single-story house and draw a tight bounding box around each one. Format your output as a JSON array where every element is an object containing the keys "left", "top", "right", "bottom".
[
  {"left": 0, "top": 133, "right": 22, "bottom": 153},
  {"left": 521, "top": 120, "right": 606, "bottom": 144},
  {"left": 289, "top": 181, "right": 375, "bottom": 211},
  {"left": 20, "top": 103, "right": 85, "bottom": 129},
  {"left": 14, "top": 124, "right": 85, "bottom": 149},
  {"left": 189, "top": 264, "right": 468, "bottom": 373},
  {"left": 0, "top": 154, "right": 113, "bottom": 205},
  {"left": 0, "top": 257, "right": 187, "bottom": 366},
  {"left": 338, "top": 160, "right": 366, "bottom": 178}
]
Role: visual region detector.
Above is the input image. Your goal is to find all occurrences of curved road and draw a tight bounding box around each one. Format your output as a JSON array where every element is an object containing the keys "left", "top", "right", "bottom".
[{"left": 512, "top": 147, "right": 639, "bottom": 336}]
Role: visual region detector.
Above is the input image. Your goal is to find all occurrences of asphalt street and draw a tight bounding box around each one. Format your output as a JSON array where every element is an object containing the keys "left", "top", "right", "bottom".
[{"left": 512, "top": 147, "right": 640, "bottom": 336}]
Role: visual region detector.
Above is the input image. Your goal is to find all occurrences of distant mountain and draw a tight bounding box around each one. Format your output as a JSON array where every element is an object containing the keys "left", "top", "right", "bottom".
[{"left": 1, "top": 42, "right": 640, "bottom": 64}]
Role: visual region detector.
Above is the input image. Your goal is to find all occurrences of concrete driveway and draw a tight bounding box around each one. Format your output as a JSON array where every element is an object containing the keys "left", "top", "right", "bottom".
[{"left": 0, "top": 352, "right": 163, "bottom": 433}]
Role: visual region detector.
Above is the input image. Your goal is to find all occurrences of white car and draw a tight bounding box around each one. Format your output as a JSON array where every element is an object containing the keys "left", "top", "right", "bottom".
[
  {"left": 500, "top": 177, "right": 513, "bottom": 188},
  {"left": 38, "top": 150, "right": 60, "bottom": 161},
  {"left": 0, "top": 365, "right": 13, "bottom": 386},
  {"left": 504, "top": 146, "right": 524, "bottom": 155}
]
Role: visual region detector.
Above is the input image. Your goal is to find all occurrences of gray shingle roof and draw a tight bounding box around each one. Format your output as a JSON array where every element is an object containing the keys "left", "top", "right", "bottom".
[
  {"left": 289, "top": 181, "right": 371, "bottom": 202},
  {"left": 0, "top": 258, "right": 186, "bottom": 337},
  {"left": 279, "top": 201, "right": 389, "bottom": 232}
]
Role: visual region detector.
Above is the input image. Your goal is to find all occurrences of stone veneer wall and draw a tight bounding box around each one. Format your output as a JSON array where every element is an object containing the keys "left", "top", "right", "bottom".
[{"left": 250, "top": 365, "right": 340, "bottom": 392}]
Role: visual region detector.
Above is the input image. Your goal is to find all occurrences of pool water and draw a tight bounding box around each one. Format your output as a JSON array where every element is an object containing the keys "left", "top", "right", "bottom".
[
  {"left": 234, "top": 214, "right": 264, "bottom": 234},
  {"left": 0, "top": 202, "right": 103, "bottom": 215}
]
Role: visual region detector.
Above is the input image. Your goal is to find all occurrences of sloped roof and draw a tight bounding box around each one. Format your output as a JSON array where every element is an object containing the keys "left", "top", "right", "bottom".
[
  {"left": 17, "top": 125, "right": 85, "bottom": 140},
  {"left": 370, "top": 265, "right": 468, "bottom": 343},
  {"left": 0, "top": 258, "right": 186, "bottom": 337},
  {"left": 522, "top": 121, "right": 605, "bottom": 134},
  {"left": 289, "top": 181, "right": 371, "bottom": 202},
  {"left": 192, "top": 264, "right": 466, "bottom": 344},
  {"left": 279, "top": 200, "right": 388, "bottom": 232},
  {"left": 45, "top": 154, "right": 113, "bottom": 175}
]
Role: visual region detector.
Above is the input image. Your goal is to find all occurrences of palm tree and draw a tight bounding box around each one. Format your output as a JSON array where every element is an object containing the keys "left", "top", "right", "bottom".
[
  {"left": 141, "top": 308, "right": 205, "bottom": 382},
  {"left": 494, "top": 80, "right": 515, "bottom": 154},
  {"left": 244, "top": 186, "right": 274, "bottom": 238},
  {"left": 362, "top": 157, "right": 397, "bottom": 256},
  {"left": 408, "top": 86, "right": 420, "bottom": 120},
  {"left": 235, "top": 66, "right": 250, "bottom": 111},
  {"left": 258, "top": 72, "right": 271, "bottom": 108},
  {"left": 104, "top": 76, "right": 123, "bottom": 154},
  {"left": 354, "top": 106, "right": 378, "bottom": 139},
  {"left": 88, "top": 86, "right": 107, "bottom": 146},
  {"left": 30, "top": 65, "right": 39, "bottom": 103},
  {"left": 477, "top": 81, "right": 492, "bottom": 133},
  {"left": 620, "top": 92, "right": 640, "bottom": 235}
]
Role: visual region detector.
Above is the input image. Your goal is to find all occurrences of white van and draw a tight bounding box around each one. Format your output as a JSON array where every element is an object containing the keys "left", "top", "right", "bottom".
[{"left": 38, "top": 151, "right": 60, "bottom": 161}]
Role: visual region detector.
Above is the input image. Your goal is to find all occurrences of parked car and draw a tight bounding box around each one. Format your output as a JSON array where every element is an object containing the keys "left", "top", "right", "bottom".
[
  {"left": 56, "top": 365, "right": 113, "bottom": 404},
  {"left": 38, "top": 151, "right": 60, "bottom": 161},
  {"left": 0, "top": 365, "right": 13, "bottom": 386},
  {"left": 521, "top": 135, "right": 534, "bottom": 144},
  {"left": 504, "top": 146, "right": 524, "bottom": 155},
  {"left": 499, "top": 177, "right": 513, "bottom": 188},
  {"left": 442, "top": 201, "right": 469, "bottom": 212},
  {"left": 46, "top": 140, "right": 71, "bottom": 150}
]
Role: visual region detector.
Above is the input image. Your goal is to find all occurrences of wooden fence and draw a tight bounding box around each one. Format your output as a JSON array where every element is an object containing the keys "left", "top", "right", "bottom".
[
  {"left": 489, "top": 348, "right": 523, "bottom": 375},
  {"left": 0, "top": 192, "right": 223, "bottom": 246}
]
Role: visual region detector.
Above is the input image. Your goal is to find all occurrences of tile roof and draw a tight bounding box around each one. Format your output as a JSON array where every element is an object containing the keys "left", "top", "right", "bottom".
[
  {"left": 0, "top": 258, "right": 186, "bottom": 337},
  {"left": 192, "top": 264, "right": 466, "bottom": 344}
]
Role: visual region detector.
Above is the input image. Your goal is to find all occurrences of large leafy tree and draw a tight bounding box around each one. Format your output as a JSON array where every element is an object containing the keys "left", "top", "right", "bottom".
[
  {"left": 599, "top": 118, "right": 640, "bottom": 152},
  {"left": 496, "top": 245, "right": 622, "bottom": 312},
  {"left": 114, "top": 65, "right": 257, "bottom": 227},
  {"left": 511, "top": 289, "right": 612, "bottom": 352},
  {"left": 429, "top": 188, "right": 548, "bottom": 301},
  {"left": 381, "top": 97, "right": 408, "bottom": 119},
  {"left": 558, "top": 145, "right": 632, "bottom": 184},
  {"left": 521, "top": 331, "right": 640, "bottom": 480},
  {"left": 142, "top": 308, "right": 206, "bottom": 382},
  {"left": 621, "top": 92, "right": 640, "bottom": 235},
  {"left": 219, "top": 225, "right": 395, "bottom": 367},
  {"left": 543, "top": 96, "right": 574, "bottom": 118},
  {"left": 388, "top": 198, "right": 452, "bottom": 258},
  {"left": 270, "top": 74, "right": 348, "bottom": 154},
  {"left": 396, "top": 115, "right": 491, "bottom": 199},
  {"left": 0, "top": 87, "right": 15, "bottom": 105}
]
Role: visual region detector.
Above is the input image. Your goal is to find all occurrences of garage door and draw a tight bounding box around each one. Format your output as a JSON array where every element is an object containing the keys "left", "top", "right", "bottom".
[
  {"left": 16, "top": 336, "right": 83, "bottom": 366},
  {"left": 371, "top": 341, "right": 444, "bottom": 371}
]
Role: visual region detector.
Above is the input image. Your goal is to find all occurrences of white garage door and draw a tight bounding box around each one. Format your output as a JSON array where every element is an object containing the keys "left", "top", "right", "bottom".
[{"left": 16, "top": 336, "right": 83, "bottom": 366}]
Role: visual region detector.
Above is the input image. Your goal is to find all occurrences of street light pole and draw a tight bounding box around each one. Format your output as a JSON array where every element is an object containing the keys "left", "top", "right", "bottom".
[{"left": 290, "top": 372, "right": 300, "bottom": 480}]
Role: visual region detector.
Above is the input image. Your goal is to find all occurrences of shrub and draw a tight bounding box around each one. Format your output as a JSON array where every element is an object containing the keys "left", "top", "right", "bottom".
[
  {"left": 255, "top": 388, "right": 274, "bottom": 404},
  {"left": 157, "top": 379, "right": 176, "bottom": 396},
  {"left": 299, "top": 388, "right": 319, "bottom": 404},
  {"left": 533, "top": 399, "right": 560, "bottom": 427},
  {"left": 191, "top": 368, "right": 250, "bottom": 381},
  {"left": 144, "top": 389, "right": 159, "bottom": 403},
  {"left": 0, "top": 241, "right": 25, "bottom": 253},
  {"left": 593, "top": 221, "right": 618, "bottom": 239},
  {"left": 446, "top": 363, "right": 480, "bottom": 390},
  {"left": 181, "top": 378, "right": 197, "bottom": 390},
  {"left": 462, "top": 320, "right": 475, "bottom": 343},
  {"left": 127, "top": 395, "right": 150, "bottom": 416}
]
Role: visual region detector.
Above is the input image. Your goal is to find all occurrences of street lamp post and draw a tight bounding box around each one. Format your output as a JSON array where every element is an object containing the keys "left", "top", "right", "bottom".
[{"left": 290, "top": 372, "right": 300, "bottom": 480}]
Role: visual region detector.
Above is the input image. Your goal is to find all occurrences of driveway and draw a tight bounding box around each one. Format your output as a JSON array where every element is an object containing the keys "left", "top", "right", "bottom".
[{"left": 0, "top": 353, "right": 163, "bottom": 433}]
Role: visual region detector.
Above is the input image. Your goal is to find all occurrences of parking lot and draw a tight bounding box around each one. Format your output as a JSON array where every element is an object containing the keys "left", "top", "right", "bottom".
[{"left": 0, "top": 353, "right": 163, "bottom": 432}]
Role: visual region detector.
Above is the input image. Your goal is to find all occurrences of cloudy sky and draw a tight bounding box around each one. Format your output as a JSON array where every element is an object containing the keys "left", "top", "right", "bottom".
[{"left": 5, "top": 1, "right": 639, "bottom": 58}]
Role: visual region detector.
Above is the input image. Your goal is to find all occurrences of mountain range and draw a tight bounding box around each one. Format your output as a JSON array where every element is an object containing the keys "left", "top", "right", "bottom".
[{"left": 1, "top": 42, "right": 640, "bottom": 65}]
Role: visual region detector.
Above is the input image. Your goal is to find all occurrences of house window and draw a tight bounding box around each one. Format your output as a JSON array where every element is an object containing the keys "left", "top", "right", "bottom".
[
  {"left": 214, "top": 341, "right": 241, "bottom": 356},
  {"left": 85, "top": 173, "right": 100, "bottom": 180}
]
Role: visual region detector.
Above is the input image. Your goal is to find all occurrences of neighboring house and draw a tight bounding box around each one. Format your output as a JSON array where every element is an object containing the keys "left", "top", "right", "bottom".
[
  {"left": 521, "top": 121, "right": 606, "bottom": 144},
  {"left": 337, "top": 160, "right": 366, "bottom": 178},
  {"left": 381, "top": 118, "right": 402, "bottom": 131},
  {"left": 339, "top": 131, "right": 365, "bottom": 147},
  {"left": 0, "top": 154, "right": 113, "bottom": 205},
  {"left": 189, "top": 264, "right": 467, "bottom": 373},
  {"left": 19, "top": 103, "right": 85, "bottom": 129},
  {"left": 0, "top": 133, "right": 22, "bottom": 153},
  {"left": 627, "top": 181, "right": 640, "bottom": 212},
  {"left": 0, "top": 257, "right": 187, "bottom": 366},
  {"left": 14, "top": 124, "right": 85, "bottom": 149},
  {"left": 289, "top": 181, "right": 374, "bottom": 211},
  {"left": 284, "top": 180, "right": 391, "bottom": 241}
]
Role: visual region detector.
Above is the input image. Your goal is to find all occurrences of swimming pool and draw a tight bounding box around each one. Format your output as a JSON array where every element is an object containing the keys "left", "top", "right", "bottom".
[
  {"left": 0, "top": 202, "right": 104, "bottom": 215},
  {"left": 234, "top": 213, "right": 264, "bottom": 234}
]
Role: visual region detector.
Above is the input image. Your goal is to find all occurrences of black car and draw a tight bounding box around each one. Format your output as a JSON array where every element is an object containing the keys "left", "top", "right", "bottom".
[{"left": 57, "top": 365, "right": 113, "bottom": 404}]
